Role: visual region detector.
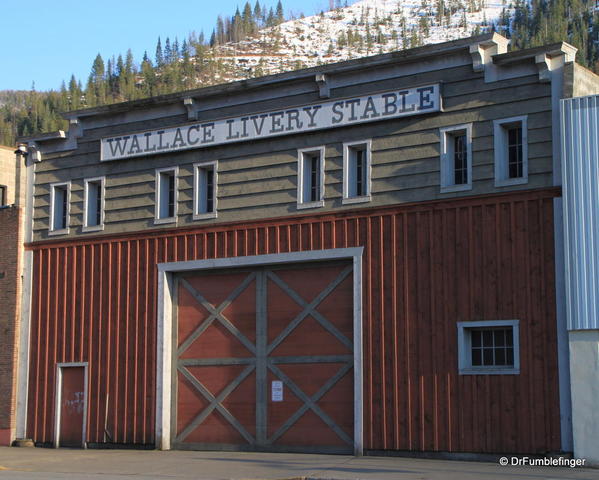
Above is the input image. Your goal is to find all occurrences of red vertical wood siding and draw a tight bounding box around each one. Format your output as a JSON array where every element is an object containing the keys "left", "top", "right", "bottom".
[{"left": 27, "top": 189, "right": 562, "bottom": 453}]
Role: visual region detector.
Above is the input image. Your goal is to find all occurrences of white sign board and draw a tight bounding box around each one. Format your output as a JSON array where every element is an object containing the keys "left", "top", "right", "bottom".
[
  {"left": 271, "top": 380, "right": 283, "bottom": 402},
  {"left": 100, "top": 84, "right": 441, "bottom": 161}
]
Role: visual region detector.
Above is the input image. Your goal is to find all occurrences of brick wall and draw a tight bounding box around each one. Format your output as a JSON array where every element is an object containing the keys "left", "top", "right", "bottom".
[
  {"left": 0, "top": 203, "right": 23, "bottom": 445},
  {"left": 0, "top": 147, "right": 18, "bottom": 206}
]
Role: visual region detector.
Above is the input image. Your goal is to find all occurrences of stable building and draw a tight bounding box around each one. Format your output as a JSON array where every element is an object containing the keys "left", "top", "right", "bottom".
[{"left": 14, "top": 33, "right": 599, "bottom": 457}]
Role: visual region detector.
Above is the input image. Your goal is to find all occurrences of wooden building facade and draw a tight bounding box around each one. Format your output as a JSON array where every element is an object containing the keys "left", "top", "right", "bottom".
[{"left": 15, "top": 33, "right": 599, "bottom": 455}]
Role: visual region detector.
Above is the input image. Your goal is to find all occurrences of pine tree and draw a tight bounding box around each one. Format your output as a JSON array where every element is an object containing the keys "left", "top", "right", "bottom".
[
  {"left": 275, "top": 1, "right": 284, "bottom": 24},
  {"left": 173, "top": 38, "right": 180, "bottom": 61},
  {"left": 266, "top": 7, "right": 275, "bottom": 27},
  {"left": 88, "top": 53, "right": 107, "bottom": 106},
  {"left": 254, "top": 1, "right": 262, "bottom": 26},
  {"left": 155, "top": 37, "right": 164, "bottom": 67},
  {"left": 164, "top": 37, "right": 172, "bottom": 64},
  {"left": 68, "top": 74, "right": 82, "bottom": 109},
  {"left": 216, "top": 16, "right": 225, "bottom": 44},
  {"left": 243, "top": 2, "right": 254, "bottom": 35}
]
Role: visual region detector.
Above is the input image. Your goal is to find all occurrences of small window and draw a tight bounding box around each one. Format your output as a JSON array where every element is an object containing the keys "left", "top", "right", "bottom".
[
  {"left": 50, "top": 182, "right": 70, "bottom": 234},
  {"left": 440, "top": 124, "right": 472, "bottom": 193},
  {"left": 297, "top": 146, "right": 325, "bottom": 209},
  {"left": 83, "top": 177, "right": 105, "bottom": 232},
  {"left": 155, "top": 167, "right": 177, "bottom": 224},
  {"left": 494, "top": 116, "right": 528, "bottom": 187},
  {"left": 193, "top": 161, "right": 218, "bottom": 220},
  {"left": 0, "top": 185, "right": 6, "bottom": 206},
  {"left": 457, "top": 320, "right": 520, "bottom": 375},
  {"left": 343, "top": 140, "right": 371, "bottom": 204}
]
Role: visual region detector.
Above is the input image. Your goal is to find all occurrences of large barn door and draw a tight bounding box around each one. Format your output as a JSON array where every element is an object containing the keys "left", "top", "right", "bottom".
[{"left": 173, "top": 262, "right": 354, "bottom": 453}]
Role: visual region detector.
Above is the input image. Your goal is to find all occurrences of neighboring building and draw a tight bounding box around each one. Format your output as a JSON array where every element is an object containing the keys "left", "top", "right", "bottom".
[
  {"left": 14, "top": 33, "right": 599, "bottom": 457},
  {"left": 561, "top": 94, "right": 599, "bottom": 465},
  {"left": 0, "top": 145, "right": 25, "bottom": 446}
]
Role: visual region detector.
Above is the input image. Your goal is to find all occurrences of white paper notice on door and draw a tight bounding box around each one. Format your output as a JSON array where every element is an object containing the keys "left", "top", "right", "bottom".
[{"left": 271, "top": 380, "right": 283, "bottom": 402}]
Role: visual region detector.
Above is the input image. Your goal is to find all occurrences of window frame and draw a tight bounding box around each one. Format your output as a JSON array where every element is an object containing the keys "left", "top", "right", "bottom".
[
  {"left": 0, "top": 184, "right": 6, "bottom": 206},
  {"left": 82, "top": 176, "right": 105, "bottom": 232},
  {"left": 297, "top": 146, "right": 325, "bottom": 210},
  {"left": 193, "top": 161, "right": 218, "bottom": 220},
  {"left": 342, "top": 139, "right": 372, "bottom": 205},
  {"left": 49, "top": 181, "right": 71, "bottom": 235},
  {"left": 154, "top": 167, "right": 178, "bottom": 225},
  {"left": 494, "top": 116, "right": 528, "bottom": 187},
  {"left": 439, "top": 124, "right": 473, "bottom": 193},
  {"left": 457, "top": 319, "right": 520, "bottom": 375}
]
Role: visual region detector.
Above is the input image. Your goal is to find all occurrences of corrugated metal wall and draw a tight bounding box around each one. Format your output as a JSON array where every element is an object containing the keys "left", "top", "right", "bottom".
[
  {"left": 27, "top": 188, "right": 562, "bottom": 453},
  {"left": 561, "top": 95, "right": 599, "bottom": 331}
]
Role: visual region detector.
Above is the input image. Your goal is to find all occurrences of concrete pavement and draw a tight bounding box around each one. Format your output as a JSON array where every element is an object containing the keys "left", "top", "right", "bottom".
[{"left": 0, "top": 447, "right": 597, "bottom": 480}]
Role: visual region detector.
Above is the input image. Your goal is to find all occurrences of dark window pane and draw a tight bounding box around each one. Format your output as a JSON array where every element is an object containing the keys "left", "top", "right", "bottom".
[
  {"left": 54, "top": 186, "right": 67, "bottom": 230},
  {"left": 61, "top": 188, "right": 67, "bottom": 229},
  {"left": 206, "top": 168, "right": 214, "bottom": 212},
  {"left": 95, "top": 183, "right": 102, "bottom": 225},
  {"left": 355, "top": 148, "right": 365, "bottom": 196},
  {"left": 483, "top": 348, "right": 494, "bottom": 365},
  {"left": 471, "top": 330, "right": 481, "bottom": 347},
  {"left": 495, "top": 329, "right": 505, "bottom": 347},
  {"left": 483, "top": 330, "right": 493, "bottom": 347},
  {"left": 495, "top": 348, "right": 506, "bottom": 365},
  {"left": 310, "top": 155, "right": 319, "bottom": 202},
  {"left": 506, "top": 347, "right": 514, "bottom": 366},
  {"left": 472, "top": 348, "right": 482, "bottom": 366},
  {"left": 167, "top": 174, "right": 175, "bottom": 217},
  {"left": 506, "top": 329, "right": 513, "bottom": 346},
  {"left": 507, "top": 126, "right": 523, "bottom": 178},
  {"left": 453, "top": 134, "right": 467, "bottom": 184}
]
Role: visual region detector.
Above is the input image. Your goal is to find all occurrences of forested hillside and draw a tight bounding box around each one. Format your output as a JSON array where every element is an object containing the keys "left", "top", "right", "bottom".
[{"left": 1, "top": 0, "right": 597, "bottom": 146}]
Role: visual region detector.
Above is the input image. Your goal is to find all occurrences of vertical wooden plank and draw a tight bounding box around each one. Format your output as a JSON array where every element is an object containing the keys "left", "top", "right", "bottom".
[
  {"left": 28, "top": 249, "right": 44, "bottom": 441},
  {"left": 381, "top": 215, "right": 395, "bottom": 450},
  {"left": 405, "top": 211, "right": 417, "bottom": 451},
  {"left": 541, "top": 198, "right": 560, "bottom": 450},
  {"left": 430, "top": 208, "right": 445, "bottom": 451},
  {"left": 389, "top": 214, "right": 399, "bottom": 450},
  {"left": 369, "top": 215, "right": 383, "bottom": 449},
  {"left": 440, "top": 207, "right": 454, "bottom": 452},
  {"left": 416, "top": 210, "right": 432, "bottom": 451},
  {"left": 394, "top": 212, "right": 407, "bottom": 450}
]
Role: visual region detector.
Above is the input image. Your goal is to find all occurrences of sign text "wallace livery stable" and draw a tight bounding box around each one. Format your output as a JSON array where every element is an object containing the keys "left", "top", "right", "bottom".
[{"left": 101, "top": 84, "right": 441, "bottom": 161}]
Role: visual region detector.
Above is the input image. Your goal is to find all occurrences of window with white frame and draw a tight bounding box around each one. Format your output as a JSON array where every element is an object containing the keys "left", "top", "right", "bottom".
[
  {"left": 297, "top": 146, "right": 325, "bottom": 209},
  {"left": 0, "top": 185, "right": 6, "bottom": 206},
  {"left": 343, "top": 140, "right": 371, "bottom": 204},
  {"left": 494, "top": 116, "right": 528, "bottom": 187},
  {"left": 457, "top": 320, "right": 520, "bottom": 375},
  {"left": 193, "top": 161, "right": 217, "bottom": 219},
  {"left": 155, "top": 167, "right": 177, "bottom": 223},
  {"left": 440, "top": 124, "right": 472, "bottom": 192},
  {"left": 50, "top": 182, "right": 70, "bottom": 234},
  {"left": 83, "top": 177, "right": 105, "bottom": 231}
]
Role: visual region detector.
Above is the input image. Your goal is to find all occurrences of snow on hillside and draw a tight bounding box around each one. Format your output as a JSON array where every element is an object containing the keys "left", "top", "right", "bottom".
[{"left": 209, "top": 0, "right": 509, "bottom": 82}]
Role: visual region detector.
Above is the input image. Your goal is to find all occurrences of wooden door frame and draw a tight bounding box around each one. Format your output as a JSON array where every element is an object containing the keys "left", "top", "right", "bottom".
[
  {"left": 156, "top": 247, "right": 364, "bottom": 454},
  {"left": 54, "top": 362, "right": 89, "bottom": 448}
]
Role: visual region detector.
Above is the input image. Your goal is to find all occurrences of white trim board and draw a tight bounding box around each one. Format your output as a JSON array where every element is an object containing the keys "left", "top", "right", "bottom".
[{"left": 155, "top": 247, "right": 364, "bottom": 455}]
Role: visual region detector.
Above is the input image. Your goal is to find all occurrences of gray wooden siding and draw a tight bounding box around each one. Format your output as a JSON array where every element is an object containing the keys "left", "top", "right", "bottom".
[{"left": 31, "top": 66, "right": 554, "bottom": 242}]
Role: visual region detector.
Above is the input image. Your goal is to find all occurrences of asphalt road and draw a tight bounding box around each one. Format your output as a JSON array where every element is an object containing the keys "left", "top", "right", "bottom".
[{"left": 0, "top": 447, "right": 597, "bottom": 480}]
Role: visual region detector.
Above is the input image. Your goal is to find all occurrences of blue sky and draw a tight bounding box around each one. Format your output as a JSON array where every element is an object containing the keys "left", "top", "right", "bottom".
[{"left": 1, "top": 0, "right": 333, "bottom": 91}]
